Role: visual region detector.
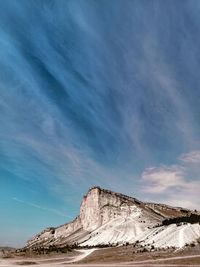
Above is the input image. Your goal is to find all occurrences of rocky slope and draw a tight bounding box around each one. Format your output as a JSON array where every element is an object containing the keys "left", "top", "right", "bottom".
[{"left": 26, "top": 186, "right": 200, "bottom": 249}]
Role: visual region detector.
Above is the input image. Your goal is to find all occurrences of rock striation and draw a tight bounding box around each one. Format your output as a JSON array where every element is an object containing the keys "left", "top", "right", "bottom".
[{"left": 26, "top": 186, "right": 200, "bottom": 249}]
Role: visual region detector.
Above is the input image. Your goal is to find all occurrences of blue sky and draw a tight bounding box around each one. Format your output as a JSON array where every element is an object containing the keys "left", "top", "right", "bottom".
[{"left": 0, "top": 0, "right": 200, "bottom": 247}]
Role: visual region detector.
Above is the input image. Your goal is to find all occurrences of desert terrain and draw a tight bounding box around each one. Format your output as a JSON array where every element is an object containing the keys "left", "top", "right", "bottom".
[{"left": 1, "top": 244, "right": 200, "bottom": 266}]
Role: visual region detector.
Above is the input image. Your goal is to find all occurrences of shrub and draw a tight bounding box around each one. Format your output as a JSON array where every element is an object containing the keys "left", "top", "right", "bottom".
[{"left": 162, "top": 214, "right": 200, "bottom": 226}]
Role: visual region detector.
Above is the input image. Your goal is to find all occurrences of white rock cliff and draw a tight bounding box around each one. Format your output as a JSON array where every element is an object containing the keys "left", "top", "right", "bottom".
[{"left": 26, "top": 186, "right": 200, "bottom": 249}]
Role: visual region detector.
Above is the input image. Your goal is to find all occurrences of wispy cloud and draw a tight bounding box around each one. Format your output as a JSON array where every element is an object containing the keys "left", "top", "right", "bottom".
[
  {"left": 1, "top": 0, "right": 200, "bottom": 247},
  {"left": 179, "top": 150, "right": 200, "bottom": 164},
  {"left": 12, "top": 197, "right": 73, "bottom": 219}
]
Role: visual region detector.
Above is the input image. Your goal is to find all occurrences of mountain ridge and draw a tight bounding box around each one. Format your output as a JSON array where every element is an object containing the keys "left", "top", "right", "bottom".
[{"left": 25, "top": 186, "right": 200, "bottom": 249}]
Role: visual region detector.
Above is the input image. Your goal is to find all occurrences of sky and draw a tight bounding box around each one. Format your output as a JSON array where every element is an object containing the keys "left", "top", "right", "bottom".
[{"left": 0, "top": 0, "right": 200, "bottom": 248}]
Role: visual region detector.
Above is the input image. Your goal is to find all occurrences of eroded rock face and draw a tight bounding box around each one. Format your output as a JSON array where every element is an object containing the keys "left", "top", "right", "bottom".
[
  {"left": 80, "top": 186, "right": 153, "bottom": 231},
  {"left": 26, "top": 216, "right": 83, "bottom": 248},
  {"left": 54, "top": 216, "right": 81, "bottom": 239},
  {"left": 25, "top": 186, "right": 199, "bottom": 249},
  {"left": 80, "top": 187, "right": 140, "bottom": 231},
  {"left": 26, "top": 187, "right": 145, "bottom": 248},
  {"left": 80, "top": 188, "right": 101, "bottom": 231}
]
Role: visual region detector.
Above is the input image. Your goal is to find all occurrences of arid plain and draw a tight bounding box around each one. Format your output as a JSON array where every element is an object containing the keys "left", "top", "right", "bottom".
[{"left": 1, "top": 245, "right": 200, "bottom": 267}]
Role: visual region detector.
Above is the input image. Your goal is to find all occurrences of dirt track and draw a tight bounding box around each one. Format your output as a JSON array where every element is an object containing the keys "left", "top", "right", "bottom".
[{"left": 0, "top": 248, "right": 200, "bottom": 266}]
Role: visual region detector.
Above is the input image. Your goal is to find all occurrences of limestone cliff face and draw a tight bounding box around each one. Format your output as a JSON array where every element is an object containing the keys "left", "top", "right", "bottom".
[
  {"left": 54, "top": 216, "right": 81, "bottom": 239},
  {"left": 80, "top": 187, "right": 101, "bottom": 231},
  {"left": 26, "top": 186, "right": 144, "bottom": 248},
  {"left": 26, "top": 215, "right": 82, "bottom": 249},
  {"left": 25, "top": 186, "right": 197, "bottom": 249},
  {"left": 80, "top": 187, "right": 145, "bottom": 232}
]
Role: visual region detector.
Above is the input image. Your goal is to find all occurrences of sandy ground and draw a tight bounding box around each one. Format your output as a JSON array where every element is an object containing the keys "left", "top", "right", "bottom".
[
  {"left": 0, "top": 249, "right": 96, "bottom": 266},
  {"left": 0, "top": 247, "right": 200, "bottom": 266}
]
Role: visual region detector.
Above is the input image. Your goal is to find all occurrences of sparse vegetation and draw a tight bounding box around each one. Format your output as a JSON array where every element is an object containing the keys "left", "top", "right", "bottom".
[
  {"left": 160, "top": 214, "right": 200, "bottom": 226},
  {"left": 15, "top": 244, "right": 77, "bottom": 256},
  {"left": 16, "top": 261, "right": 36, "bottom": 265},
  {"left": 2, "top": 252, "right": 15, "bottom": 259}
]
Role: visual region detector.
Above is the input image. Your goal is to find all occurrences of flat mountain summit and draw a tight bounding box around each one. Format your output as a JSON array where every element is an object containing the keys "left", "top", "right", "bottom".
[{"left": 26, "top": 186, "right": 200, "bottom": 249}]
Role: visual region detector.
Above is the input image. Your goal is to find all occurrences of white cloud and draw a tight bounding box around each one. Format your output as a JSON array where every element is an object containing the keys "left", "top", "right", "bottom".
[
  {"left": 140, "top": 150, "right": 200, "bottom": 210},
  {"left": 179, "top": 150, "right": 200, "bottom": 164},
  {"left": 141, "top": 165, "right": 185, "bottom": 194}
]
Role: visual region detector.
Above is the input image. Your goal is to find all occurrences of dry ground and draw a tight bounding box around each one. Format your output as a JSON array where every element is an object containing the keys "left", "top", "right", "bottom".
[
  {"left": 0, "top": 245, "right": 200, "bottom": 266},
  {"left": 79, "top": 245, "right": 199, "bottom": 261}
]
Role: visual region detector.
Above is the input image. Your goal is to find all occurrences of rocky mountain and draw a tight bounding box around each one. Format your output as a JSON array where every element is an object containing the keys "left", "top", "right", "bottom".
[{"left": 26, "top": 186, "right": 200, "bottom": 249}]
